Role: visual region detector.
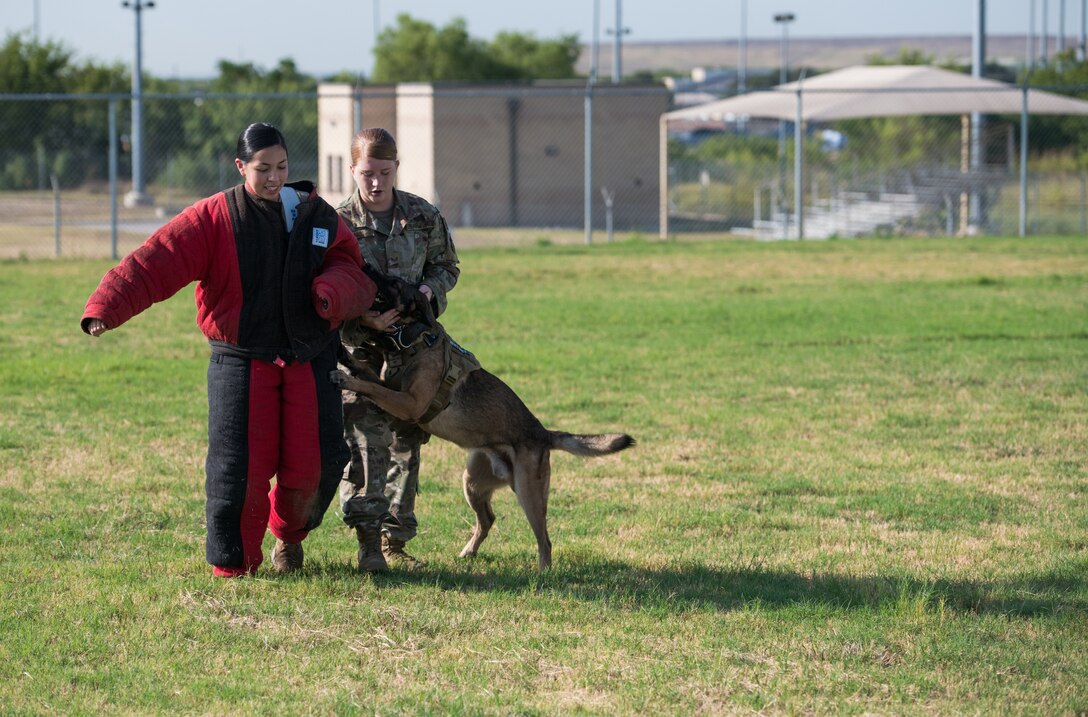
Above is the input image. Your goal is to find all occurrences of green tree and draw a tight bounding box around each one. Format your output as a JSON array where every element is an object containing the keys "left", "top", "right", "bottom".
[
  {"left": 373, "top": 15, "right": 502, "bottom": 82},
  {"left": 0, "top": 32, "right": 74, "bottom": 93},
  {"left": 489, "top": 31, "right": 580, "bottom": 80},
  {"left": 0, "top": 33, "right": 128, "bottom": 188},
  {"left": 159, "top": 59, "right": 319, "bottom": 193},
  {"left": 372, "top": 14, "right": 580, "bottom": 83},
  {"left": 1020, "top": 49, "right": 1088, "bottom": 159}
]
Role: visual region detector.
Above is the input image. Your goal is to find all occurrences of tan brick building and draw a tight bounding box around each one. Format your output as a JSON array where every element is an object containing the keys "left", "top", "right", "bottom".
[{"left": 318, "top": 82, "right": 669, "bottom": 230}]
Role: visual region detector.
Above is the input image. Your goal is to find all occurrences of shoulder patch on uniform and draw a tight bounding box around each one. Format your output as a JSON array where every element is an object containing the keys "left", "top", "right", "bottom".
[{"left": 312, "top": 227, "right": 330, "bottom": 248}]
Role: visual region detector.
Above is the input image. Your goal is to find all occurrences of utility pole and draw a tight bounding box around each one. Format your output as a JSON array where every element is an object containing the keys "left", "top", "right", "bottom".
[
  {"left": 122, "top": 0, "right": 155, "bottom": 208},
  {"left": 738, "top": 0, "right": 747, "bottom": 94},
  {"left": 1081, "top": 0, "right": 1086, "bottom": 60},
  {"left": 1059, "top": 0, "right": 1066, "bottom": 53},
  {"left": 608, "top": 0, "right": 630, "bottom": 83},
  {"left": 1042, "top": 0, "right": 1049, "bottom": 64},
  {"left": 1028, "top": 0, "right": 1036, "bottom": 70},
  {"left": 774, "top": 12, "right": 795, "bottom": 238}
]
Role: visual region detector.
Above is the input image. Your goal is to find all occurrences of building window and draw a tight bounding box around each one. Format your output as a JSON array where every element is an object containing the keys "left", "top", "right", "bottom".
[{"left": 327, "top": 155, "right": 343, "bottom": 194}]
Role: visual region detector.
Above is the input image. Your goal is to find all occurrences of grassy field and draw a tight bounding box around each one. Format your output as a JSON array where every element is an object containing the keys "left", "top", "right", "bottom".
[{"left": 1, "top": 235, "right": 1086, "bottom": 715}]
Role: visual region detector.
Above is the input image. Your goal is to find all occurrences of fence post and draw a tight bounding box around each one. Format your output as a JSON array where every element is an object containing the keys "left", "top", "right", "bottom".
[
  {"left": 960, "top": 114, "right": 970, "bottom": 236},
  {"left": 109, "top": 97, "right": 119, "bottom": 260},
  {"left": 508, "top": 98, "right": 520, "bottom": 227},
  {"left": 586, "top": 0, "right": 599, "bottom": 244},
  {"left": 1019, "top": 82, "right": 1029, "bottom": 238},
  {"left": 795, "top": 83, "right": 804, "bottom": 240},
  {"left": 584, "top": 84, "right": 594, "bottom": 245},
  {"left": 659, "top": 114, "right": 669, "bottom": 239},
  {"left": 601, "top": 187, "right": 615, "bottom": 243},
  {"left": 51, "top": 174, "right": 60, "bottom": 257}
]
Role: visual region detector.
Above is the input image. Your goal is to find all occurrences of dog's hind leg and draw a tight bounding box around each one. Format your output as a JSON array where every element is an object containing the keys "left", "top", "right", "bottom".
[
  {"left": 511, "top": 447, "right": 553, "bottom": 570},
  {"left": 459, "top": 448, "right": 507, "bottom": 560}
]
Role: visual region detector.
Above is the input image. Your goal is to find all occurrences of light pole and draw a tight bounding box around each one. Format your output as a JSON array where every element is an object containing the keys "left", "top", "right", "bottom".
[
  {"left": 774, "top": 12, "right": 794, "bottom": 237},
  {"left": 774, "top": 12, "right": 794, "bottom": 85},
  {"left": 122, "top": 0, "right": 154, "bottom": 208}
]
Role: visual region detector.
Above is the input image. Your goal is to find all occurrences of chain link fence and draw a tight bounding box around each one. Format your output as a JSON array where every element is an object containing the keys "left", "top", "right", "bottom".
[
  {"left": 0, "top": 91, "right": 319, "bottom": 259},
  {"left": 667, "top": 94, "right": 1088, "bottom": 240},
  {"left": 1, "top": 85, "right": 1085, "bottom": 259}
]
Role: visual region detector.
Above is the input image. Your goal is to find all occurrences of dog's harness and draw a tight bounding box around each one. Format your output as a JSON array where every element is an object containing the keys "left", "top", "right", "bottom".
[
  {"left": 383, "top": 331, "right": 479, "bottom": 424},
  {"left": 380, "top": 325, "right": 440, "bottom": 361}
]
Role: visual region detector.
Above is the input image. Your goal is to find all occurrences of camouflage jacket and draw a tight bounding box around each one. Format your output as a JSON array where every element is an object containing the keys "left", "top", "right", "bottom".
[{"left": 337, "top": 188, "right": 460, "bottom": 349}]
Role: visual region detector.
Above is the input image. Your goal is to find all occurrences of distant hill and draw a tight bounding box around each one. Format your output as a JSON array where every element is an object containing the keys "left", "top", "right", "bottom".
[{"left": 577, "top": 34, "right": 1037, "bottom": 77}]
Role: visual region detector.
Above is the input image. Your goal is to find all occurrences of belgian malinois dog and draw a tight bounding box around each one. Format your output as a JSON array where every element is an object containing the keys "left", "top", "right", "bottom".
[{"left": 331, "top": 270, "right": 634, "bottom": 569}]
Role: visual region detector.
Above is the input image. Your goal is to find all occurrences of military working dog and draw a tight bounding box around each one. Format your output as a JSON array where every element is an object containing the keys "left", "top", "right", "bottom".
[{"left": 331, "top": 268, "right": 634, "bottom": 569}]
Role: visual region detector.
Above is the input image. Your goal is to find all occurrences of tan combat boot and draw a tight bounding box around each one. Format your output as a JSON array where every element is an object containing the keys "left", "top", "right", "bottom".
[
  {"left": 383, "top": 535, "right": 424, "bottom": 567},
  {"left": 270, "top": 539, "right": 303, "bottom": 574},
  {"left": 356, "top": 525, "right": 389, "bottom": 573}
]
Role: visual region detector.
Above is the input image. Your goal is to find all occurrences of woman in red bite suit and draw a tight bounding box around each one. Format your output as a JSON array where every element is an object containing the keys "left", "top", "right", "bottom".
[{"left": 81, "top": 123, "right": 377, "bottom": 577}]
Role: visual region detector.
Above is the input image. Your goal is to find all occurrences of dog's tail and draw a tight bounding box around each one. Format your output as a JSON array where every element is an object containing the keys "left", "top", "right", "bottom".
[{"left": 549, "top": 431, "right": 635, "bottom": 457}]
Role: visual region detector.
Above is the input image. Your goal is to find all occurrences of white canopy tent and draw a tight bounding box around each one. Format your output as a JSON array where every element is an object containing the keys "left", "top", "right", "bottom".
[{"left": 659, "top": 65, "right": 1088, "bottom": 238}]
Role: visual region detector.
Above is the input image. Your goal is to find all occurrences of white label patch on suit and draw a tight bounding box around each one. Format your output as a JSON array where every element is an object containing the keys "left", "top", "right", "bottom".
[{"left": 312, "top": 227, "right": 330, "bottom": 248}]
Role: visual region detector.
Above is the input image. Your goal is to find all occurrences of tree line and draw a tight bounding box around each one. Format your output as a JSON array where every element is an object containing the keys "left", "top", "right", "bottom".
[{"left": 0, "top": 13, "right": 582, "bottom": 192}]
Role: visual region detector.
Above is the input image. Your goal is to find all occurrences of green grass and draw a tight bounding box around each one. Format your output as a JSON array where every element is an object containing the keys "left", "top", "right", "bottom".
[{"left": 1, "top": 235, "right": 1086, "bottom": 715}]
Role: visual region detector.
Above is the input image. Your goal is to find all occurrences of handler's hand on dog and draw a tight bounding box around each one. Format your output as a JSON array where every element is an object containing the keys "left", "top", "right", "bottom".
[
  {"left": 359, "top": 308, "right": 401, "bottom": 333},
  {"left": 86, "top": 319, "right": 108, "bottom": 337}
]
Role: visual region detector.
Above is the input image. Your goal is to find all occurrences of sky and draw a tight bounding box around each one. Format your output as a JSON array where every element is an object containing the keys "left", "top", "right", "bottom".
[{"left": 2, "top": 0, "right": 1043, "bottom": 79}]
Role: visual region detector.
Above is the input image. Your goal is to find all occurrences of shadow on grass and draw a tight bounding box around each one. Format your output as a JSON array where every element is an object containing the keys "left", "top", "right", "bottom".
[{"left": 331, "top": 555, "right": 1087, "bottom": 618}]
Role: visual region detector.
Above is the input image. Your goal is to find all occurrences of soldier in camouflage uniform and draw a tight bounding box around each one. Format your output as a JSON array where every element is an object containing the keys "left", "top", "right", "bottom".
[{"left": 336, "top": 128, "right": 460, "bottom": 572}]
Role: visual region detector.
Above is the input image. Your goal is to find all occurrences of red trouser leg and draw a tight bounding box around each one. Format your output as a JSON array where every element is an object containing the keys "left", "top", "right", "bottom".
[
  {"left": 267, "top": 361, "right": 322, "bottom": 544},
  {"left": 237, "top": 360, "right": 282, "bottom": 573}
]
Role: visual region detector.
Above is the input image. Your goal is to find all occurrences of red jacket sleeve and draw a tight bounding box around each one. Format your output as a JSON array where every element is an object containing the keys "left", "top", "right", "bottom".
[
  {"left": 81, "top": 199, "right": 218, "bottom": 333},
  {"left": 311, "top": 215, "right": 377, "bottom": 326}
]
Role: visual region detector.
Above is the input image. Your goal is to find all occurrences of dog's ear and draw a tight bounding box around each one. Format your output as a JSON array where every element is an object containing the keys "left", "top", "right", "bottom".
[
  {"left": 386, "top": 275, "right": 437, "bottom": 327},
  {"left": 414, "top": 288, "right": 437, "bottom": 327},
  {"left": 396, "top": 278, "right": 436, "bottom": 327}
]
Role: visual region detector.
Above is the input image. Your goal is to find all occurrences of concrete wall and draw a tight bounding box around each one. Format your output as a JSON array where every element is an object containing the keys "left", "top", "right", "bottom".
[
  {"left": 432, "top": 94, "right": 516, "bottom": 227},
  {"left": 394, "top": 84, "right": 436, "bottom": 202}
]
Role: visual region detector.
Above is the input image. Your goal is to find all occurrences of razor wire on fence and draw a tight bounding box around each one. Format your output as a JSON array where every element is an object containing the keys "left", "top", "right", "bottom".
[{"left": 0, "top": 84, "right": 1085, "bottom": 259}]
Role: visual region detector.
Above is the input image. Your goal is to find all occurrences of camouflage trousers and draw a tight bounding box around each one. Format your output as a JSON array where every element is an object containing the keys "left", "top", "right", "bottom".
[{"left": 337, "top": 349, "right": 425, "bottom": 542}]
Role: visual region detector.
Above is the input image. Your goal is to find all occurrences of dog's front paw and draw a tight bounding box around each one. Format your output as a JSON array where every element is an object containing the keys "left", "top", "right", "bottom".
[{"left": 329, "top": 369, "right": 350, "bottom": 388}]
